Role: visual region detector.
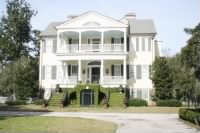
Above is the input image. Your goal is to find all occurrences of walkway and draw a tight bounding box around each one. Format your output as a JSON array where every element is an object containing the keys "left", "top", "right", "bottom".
[{"left": 0, "top": 111, "right": 199, "bottom": 133}]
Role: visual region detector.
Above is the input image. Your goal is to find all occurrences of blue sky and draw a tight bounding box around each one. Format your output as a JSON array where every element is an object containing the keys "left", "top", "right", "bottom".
[{"left": 0, "top": 0, "right": 199, "bottom": 55}]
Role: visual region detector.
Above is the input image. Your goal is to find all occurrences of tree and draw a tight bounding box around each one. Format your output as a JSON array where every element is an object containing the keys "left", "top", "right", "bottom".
[
  {"left": 0, "top": 0, "right": 40, "bottom": 99},
  {"left": 181, "top": 23, "right": 200, "bottom": 81},
  {"left": 0, "top": 56, "right": 38, "bottom": 99},
  {"left": 0, "top": 0, "right": 37, "bottom": 65},
  {"left": 151, "top": 57, "right": 173, "bottom": 100}
]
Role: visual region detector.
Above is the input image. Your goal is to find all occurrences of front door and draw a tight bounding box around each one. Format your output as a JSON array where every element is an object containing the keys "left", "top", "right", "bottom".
[
  {"left": 80, "top": 89, "right": 94, "bottom": 106},
  {"left": 91, "top": 67, "right": 100, "bottom": 83}
]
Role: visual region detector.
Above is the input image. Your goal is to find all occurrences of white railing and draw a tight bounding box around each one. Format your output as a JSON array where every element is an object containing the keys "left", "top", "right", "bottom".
[
  {"left": 81, "top": 44, "right": 101, "bottom": 51},
  {"left": 68, "top": 76, "right": 78, "bottom": 84},
  {"left": 103, "top": 76, "right": 123, "bottom": 84},
  {"left": 57, "top": 44, "right": 124, "bottom": 53},
  {"left": 103, "top": 44, "right": 124, "bottom": 52},
  {"left": 58, "top": 44, "right": 79, "bottom": 53}
]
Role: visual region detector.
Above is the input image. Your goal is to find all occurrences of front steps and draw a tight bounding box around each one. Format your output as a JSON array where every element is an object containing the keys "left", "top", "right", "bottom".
[
  {"left": 109, "top": 92, "right": 125, "bottom": 107},
  {"left": 48, "top": 93, "right": 64, "bottom": 106}
]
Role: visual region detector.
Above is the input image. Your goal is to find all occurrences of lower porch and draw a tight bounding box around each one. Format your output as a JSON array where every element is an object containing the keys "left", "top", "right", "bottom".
[{"left": 57, "top": 59, "right": 127, "bottom": 87}]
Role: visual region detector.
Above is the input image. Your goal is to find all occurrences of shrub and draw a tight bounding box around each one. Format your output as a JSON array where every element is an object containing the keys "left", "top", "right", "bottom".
[
  {"left": 33, "top": 99, "right": 44, "bottom": 105},
  {"left": 5, "top": 100, "right": 27, "bottom": 105},
  {"left": 157, "top": 99, "right": 182, "bottom": 107},
  {"left": 128, "top": 98, "right": 147, "bottom": 106},
  {"left": 179, "top": 108, "right": 200, "bottom": 125}
]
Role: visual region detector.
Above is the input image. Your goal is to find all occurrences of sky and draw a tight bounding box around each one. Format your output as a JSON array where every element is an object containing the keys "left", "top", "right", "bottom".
[{"left": 0, "top": 0, "right": 199, "bottom": 56}]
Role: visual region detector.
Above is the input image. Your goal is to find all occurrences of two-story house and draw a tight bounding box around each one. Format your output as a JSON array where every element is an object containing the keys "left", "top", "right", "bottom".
[{"left": 39, "top": 11, "right": 160, "bottom": 102}]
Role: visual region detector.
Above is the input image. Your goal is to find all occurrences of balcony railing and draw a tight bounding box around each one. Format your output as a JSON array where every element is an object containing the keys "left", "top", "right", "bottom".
[
  {"left": 104, "top": 76, "right": 123, "bottom": 84},
  {"left": 57, "top": 44, "right": 124, "bottom": 53}
]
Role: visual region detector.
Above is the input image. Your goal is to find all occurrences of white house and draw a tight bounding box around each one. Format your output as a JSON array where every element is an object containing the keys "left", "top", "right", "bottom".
[{"left": 39, "top": 11, "right": 160, "bottom": 101}]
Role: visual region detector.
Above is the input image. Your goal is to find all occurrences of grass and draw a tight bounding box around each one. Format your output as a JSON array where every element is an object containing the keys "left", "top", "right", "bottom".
[
  {"left": 0, "top": 116, "right": 117, "bottom": 133},
  {"left": 0, "top": 104, "right": 180, "bottom": 113}
]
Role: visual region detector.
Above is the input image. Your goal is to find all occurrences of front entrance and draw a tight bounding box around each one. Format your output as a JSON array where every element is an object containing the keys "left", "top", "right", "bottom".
[
  {"left": 80, "top": 89, "right": 94, "bottom": 106},
  {"left": 91, "top": 67, "right": 100, "bottom": 83}
]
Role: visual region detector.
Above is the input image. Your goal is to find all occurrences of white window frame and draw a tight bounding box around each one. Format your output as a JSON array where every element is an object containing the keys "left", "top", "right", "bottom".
[
  {"left": 45, "top": 65, "right": 51, "bottom": 80},
  {"left": 113, "top": 64, "right": 121, "bottom": 76},
  {"left": 71, "top": 64, "right": 78, "bottom": 77}
]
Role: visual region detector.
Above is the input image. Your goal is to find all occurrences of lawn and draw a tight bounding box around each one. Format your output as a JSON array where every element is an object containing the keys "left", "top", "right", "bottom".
[
  {"left": 0, "top": 116, "right": 117, "bottom": 133},
  {"left": 0, "top": 104, "right": 180, "bottom": 113}
]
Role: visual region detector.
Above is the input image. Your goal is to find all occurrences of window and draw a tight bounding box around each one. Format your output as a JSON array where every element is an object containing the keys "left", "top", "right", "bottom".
[
  {"left": 136, "top": 38, "right": 139, "bottom": 51},
  {"left": 148, "top": 38, "right": 151, "bottom": 52},
  {"left": 114, "top": 65, "right": 121, "bottom": 76},
  {"left": 51, "top": 66, "right": 57, "bottom": 80},
  {"left": 142, "top": 38, "right": 145, "bottom": 51},
  {"left": 42, "top": 40, "right": 46, "bottom": 53},
  {"left": 42, "top": 66, "right": 45, "bottom": 80},
  {"left": 45, "top": 66, "right": 51, "bottom": 79},
  {"left": 136, "top": 65, "right": 142, "bottom": 79},
  {"left": 142, "top": 65, "right": 149, "bottom": 79},
  {"left": 72, "top": 38, "right": 79, "bottom": 44},
  {"left": 52, "top": 39, "right": 57, "bottom": 53},
  {"left": 137, "top": 90, "right": 142, "bottom": 99},
  {"left": 114, "top": 38, "right": 121, "bottom": 44},
  {"left": 129, "top": 65, "right": 134, "bottom": 79},
  {"left": 71, "top": 65, "right": 78, "bottom": 76}
]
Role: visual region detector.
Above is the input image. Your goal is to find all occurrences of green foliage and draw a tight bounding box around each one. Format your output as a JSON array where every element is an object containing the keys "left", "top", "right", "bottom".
[
  {"left": 179, "top": 108, "right": 200, "bottom": 124},
  {"left": 33, "top": 99, "right": 44, "bottom": 105},
  {"left": 75, "top": 84, "right": 100, "bottom": 106},
  {"left": 128, "top": 98, "right": 147, "bottom": 107},
  {"left": 151, "top": 57, "right": 173, "bottom": 100},
  {"left": 0, "top": 0, "right": 37, "bottom": 63},
  {"left": 157, "top": 99, "right": 182, "bottom": 107},
  {"left": 0, "top": 56, "right": 39, "bottom": 99},
  {"left": 5, "top": 100, "right": 27, "bottom": 105}
]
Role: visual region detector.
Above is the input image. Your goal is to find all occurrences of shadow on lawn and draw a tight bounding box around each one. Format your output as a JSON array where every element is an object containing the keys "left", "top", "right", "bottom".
[{"left": 0, "top": 104, "right": 51, "bottom": 112}]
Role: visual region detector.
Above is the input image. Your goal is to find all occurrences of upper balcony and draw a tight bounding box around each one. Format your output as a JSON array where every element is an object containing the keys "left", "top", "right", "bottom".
[{"left": 57, "top": 30, "right": 127, "bottom": 54}]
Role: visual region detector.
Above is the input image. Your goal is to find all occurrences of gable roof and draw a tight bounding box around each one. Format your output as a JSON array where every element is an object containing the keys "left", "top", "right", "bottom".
[
  {"left": 40, "top": 22, "right": 63, "bottom": 36},
  {"left": 55, "top": 11, "right": 128, "bottom": 29},
  {"left": 129, "top": 19, "right": 156, "bottom": 34}
]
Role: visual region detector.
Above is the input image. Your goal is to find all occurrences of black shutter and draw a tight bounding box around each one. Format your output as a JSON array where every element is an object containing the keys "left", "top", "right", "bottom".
[
  {"left": 111, "top": 65, "right": 114, "bottom": 76},
  {"left": 69, "top": 38, "right": 72, "bottom": 44},
  {"left": 111, "top": 38, "right": 114, "bottom": 44},
  {"left": 127, "top": 37, "right": 129, "bottom": 52},
  {"left": 121, "top": 37, "right": 124, "bottom": 44},
  {"left": 127, "top": 65, "right": 129, "bottom": 79},
  {"left": 121, "top": 64, "right": 123, "bottom": 76},
  {"left": 88, "top": 39, "right": 90, "bottom": 44},
  {"left": 68, "top": 65, "right": 71, "bottom": 76}
]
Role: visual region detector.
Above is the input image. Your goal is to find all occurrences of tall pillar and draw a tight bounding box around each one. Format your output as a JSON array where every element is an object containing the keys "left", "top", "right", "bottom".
[
  {"left": 78, "top": 60, "right": 81, "bottom": 81},
  {"left": 124, "top": 31, "right": 127, "bottom": 52},
  {"left": 100, "top": 59, "right": 104, "bottom": 85},
  {"left": 101, "top": 32, "right": 104, "bottom": 52},
  {"left": 79, "top": 32, "right": 82, "bottom": 51},
  {"left": 123, "top": 58, "right": 127, "bottom": 87}
]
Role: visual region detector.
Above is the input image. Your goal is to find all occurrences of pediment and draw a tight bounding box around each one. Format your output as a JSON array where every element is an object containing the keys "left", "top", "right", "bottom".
[{"left": 56, "top": 11, "right": 127, "bottom": 29}]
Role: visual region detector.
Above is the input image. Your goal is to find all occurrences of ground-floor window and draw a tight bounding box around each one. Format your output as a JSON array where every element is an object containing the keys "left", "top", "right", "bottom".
[{"left": 132, "top": 89, "right": 150, "bottom": 100}]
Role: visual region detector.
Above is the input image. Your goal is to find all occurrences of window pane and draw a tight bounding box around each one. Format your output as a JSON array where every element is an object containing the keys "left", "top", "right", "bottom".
[
  {"left": 137, "top": 89, "right": 142, "bottom": 99},
  {"left": 136, "top": 65, "right": 142, "bottom": 79},
  {"left": 142, "top": 38, "right": 145, "bottom": 51},
  {"left": 46, "top": 66, "right": 51, "bottom": 79},
  {"left": 136, "top": 38, "right": 139, "bottom": 51},
  {"left": 72, "top": 65, "right": 78, "bottom": 76},
  {"left": 51, "top": 66, "right": 57, "bottom": 80},
  {"left": 142, "top": 65, "right": 148, "bottom": 79},
  {"left": 114, "top": 65, "right": 121, "bottom": 76},
  {"left": 148, "top": 38, "right": 151, "bottom": 52}
]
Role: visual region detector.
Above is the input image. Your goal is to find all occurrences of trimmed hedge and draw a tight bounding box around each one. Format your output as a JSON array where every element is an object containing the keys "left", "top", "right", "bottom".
[
  {"left": 157, "top": 99, "right": 182, "bottom": 107},
  {"left": 179, "top": 108, "right": 200, "bottom": 125},
  {"left": 128, "top": 98, "right": 147, "bottom": 106},
  {"left": 33, "top": 99, "right": 44, "bottom": 105},
  {"left": 5, "top": 100, "right": 27, "bottom": 105}
]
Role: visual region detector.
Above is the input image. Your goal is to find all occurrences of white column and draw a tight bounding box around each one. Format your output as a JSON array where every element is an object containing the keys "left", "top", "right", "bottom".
[
  {"left": 101, "top": 32, "right": 104, "bottom": 52},
  {"left": 78, "top": 60, "right": 81, "bottom": 81},
  {"left": 79, "top": 32, "right": 82, "bottom": 52},
  {"left": 57, "top": 31, "right": 60, "bottom": 53},
  {"left": 100, "top": 59, "right": 104, "bottom": 85},
  {"left": 123, "top": 58, "right": 127, "bottom": 87},
  {"left": 124, "top": 31, "right": 127, "bottom": 52}
]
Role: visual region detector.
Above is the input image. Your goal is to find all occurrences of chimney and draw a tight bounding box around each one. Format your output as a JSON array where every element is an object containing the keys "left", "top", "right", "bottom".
[
  {"left": 124, "top": 13, "right": 136, "bottom": 20},
  {"left": 67, "top": 15, "right": 78, "bottom": 20}
]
